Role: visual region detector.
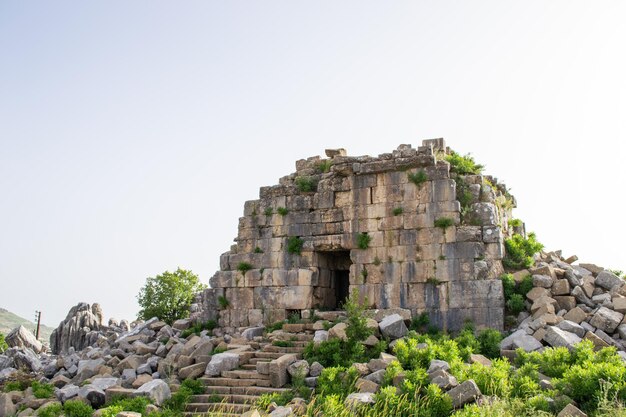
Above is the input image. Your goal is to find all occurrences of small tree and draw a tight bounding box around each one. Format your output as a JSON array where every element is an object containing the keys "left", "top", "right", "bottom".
[{"left": 136, "top": 268, "right": 206, "bottom": 324}]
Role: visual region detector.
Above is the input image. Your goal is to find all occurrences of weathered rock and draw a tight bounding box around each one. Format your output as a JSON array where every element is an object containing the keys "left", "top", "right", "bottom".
[
  {"left": 268, "top": 406, "right": 293, "bottom": 417},
  {"left": 116, "top": 412, "right": 142, "bottom": 417},
  {"left": 76, "top": 358, "right": 105, "bottom": 380},
  {"left": 584, "top": 331, "right": 610, "bottom": 350},
  {"left": 132, "top": 375, "right": 153, "bottom": 389},
  {"left": 364, "top": 369, "right": 386, "bottom": 385},
  {"left": 309, "top": 362, "right": 324, "bottom": 377},
  {"left": 551, "top": 279, "right": 571, "bottom": 296},
  {"left": 595, "top": 271, "right": 623, "bottom": 291},
  {"left": 269, "top": 354, "right": 298, "bottom": 388},
  {"left": 543, "top": 326, "right": 582, "bottom": 350},
  {"left": 533, "top": 275, "right": 553, "bottom": 288},
  {"left": 134, "top": 379, "right": 171, "bottom": 406},
  {"left": 328, "top": 323, "right": 347, "bottom": 340},
  {"left": 563, "top": 307, "right": 587, "bottom": 324},
  {"left": 378, "top": 314, "right": 408, "bottom": 340},
  {"left": 78, "top": 385, "right": 106, "bottom": 408},
  {"left": 427, "top": 359, "right": 450, "bottom": 374},
  {"left": 179, "top": 363, "right": 206, "bottom": 380},
  {"left": 557, "top": 320, "right": 586, "bottom": 338},
  {"left": 313, "top": 330, "right": 328, "bottom": 344},
  {"left": 447, "top": 379, "right": 481, "bottom": 408},
  {"left": 205, "top": 353, "right": 240, "bottom": 377},
  {"left": 500, "top": 329, "right": 542, "bottom": 352},
  {"left": 172, "top": 319, "right": 191, "bottom": 331},
  {"left": 589, "top": 307, "right": 623, "bottom": 333},
  {"left": 355, "top": 378, "right": 379, "bottom": 393},
  {"left": 56, "top": 384, "right": 80, "bottom": 402},
  {"left": 613, "top": 297, "right": 626, "bottom": 314},
  {"left": 6, "top": 348, "right": 41, "bottom": 372},
  {"left": 557, "top": 403, "right": 587, "bottom": 417},
  {"left": 0, "top": 393, "right": 16, "bottom": 417},
  {"left": 345, "top": 392, "right": 375, "bottom": 410},
  {"left": 429, "top": 369, "right": 458, "bottom": 390},
  {"left": 287, "top": 360, "right": 309, "bottom": 378},
  {"left": 242, "top": 327, "right": 264, "bottom": 340},
  {"left": 5, "top": 326, "right": 43, "bottom": 353},
  {"left": 50, "top": 302, "right": 104, "bottom": 355}
]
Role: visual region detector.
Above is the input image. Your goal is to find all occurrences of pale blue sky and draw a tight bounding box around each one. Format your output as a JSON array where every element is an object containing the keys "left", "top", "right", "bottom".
[{"left": 1, "top": 1, "right": 625, "bottom": 327}]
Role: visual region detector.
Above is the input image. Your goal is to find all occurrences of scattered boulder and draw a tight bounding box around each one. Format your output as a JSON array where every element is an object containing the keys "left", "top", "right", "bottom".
[
  {"left": 378, "top": 314, "right": 408, "bottom": 340},
  {"left": 589, "top": 307, "right": 623, "bottom": 333},
  {"left": 205, "top": 353, "right": 240, "bottom": 377},
  {"left": 134, "top": 379, "right": 171, "bottom": 406},
  {"left": 543, "top": 326, "right": 582, "bottom": 350},
  {"left": 0, "top": 393, "right": 16, "bottom": 417},
  {"left": 447, "top": 379, "right": 481, "bottom": 408},
  {"left": 5, "top": 326, "right": 43, "bottom": 353}
]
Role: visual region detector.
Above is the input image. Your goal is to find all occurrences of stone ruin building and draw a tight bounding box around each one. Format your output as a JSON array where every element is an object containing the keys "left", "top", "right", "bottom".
[{"left": 193, "top": 139, "right": 519, "bottom": 332}]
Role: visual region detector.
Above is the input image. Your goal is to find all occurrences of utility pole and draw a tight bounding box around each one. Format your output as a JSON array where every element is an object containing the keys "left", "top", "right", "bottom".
[{"left": 34, "top": 311, "right": 41, "bottom": 340}]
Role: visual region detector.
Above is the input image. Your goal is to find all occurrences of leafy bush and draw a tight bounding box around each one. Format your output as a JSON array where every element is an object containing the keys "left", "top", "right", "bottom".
[
  {"left": 500, "top": 274, "right": 516, "bottom": 300},
  {"left": 477, "top": 328, "right": 503, "bottom": 359},
  {"left": 509, "top": 218, "right": 523, "bottom": 227},
  {"left": 38, "top": 404, "right": 63, "bottom": 417},
  {"left": 295, "top": 176, "right": 317, "bottom": 192},
  {"left": 254, "top": 246, "right": 264, "bottom": 253},
  {"left": 287, "top": 236, "right": 304, "bottom": 255},
  {"left": 517, "top": 274, "right": 534, "bottom": 296},
  {"left": 136, "top": 268, "right": 206, "bottom": 324},
  {"left": 356, "top": 232, "right": 371, "bottom": 249},
  {"left": 217, "top": 295, "right": 230, "bottom": 309},
  {"left": 445, "top": 152, "right": 484, "bottom": 175},
  {"left": 101, "top": 396, "right": 151, "bottom": 417},
  {"left": 277, "top": 207, "right": 289, "bottom": 216},
  {"left": 393, "top": 207, "right": 404, "bottom": 216},
  {"left": 264, "top": 207, "right": 273, "bottom": 216},
  {"left": 317, "top": 160, "right": 332, "bottom": 173},
  {"left": 237, "top": 262, "right": 253, "bottom": 274},
  {"left": 434, "top": 217, "right": 454, "bottom": 229},
  {"left": 0, "top": 333, "right": 7, "bottom": 354},
  {"left": 32, "top": 381, "right": 54, "bottom": 399},
  {"left": 266, "top": 320, "right": 286, "bottom": 333},
  {"left": 255, "top": 391, "right": 294, "bottom": 411},
  {"left": 409, "top": 312, "right": 430, "bottom": 332},
  {"left": 317, "top": 366, "right": 359, "bottom": 397},
  {"left": 63, "top": 400, "right": 94, "bottom": 417},
  {"left": 408, "top": 170, "right": 429, "bottom": 186},
  {"left": 506, "top": 294, "right": 526, "bottom": 315},
  {"left": 503, "top": 233, "right": 544, "bottom": 269}
]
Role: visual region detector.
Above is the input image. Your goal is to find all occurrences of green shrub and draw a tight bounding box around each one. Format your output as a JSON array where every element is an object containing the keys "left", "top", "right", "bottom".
[
  {"left": 517, "top": 274, "right": 534, "bottom": 296},
  {"left": 459, "top": 358, "right": 512, "bottom": 397},
  {"left": 32, "top": 381, "right": 55, "bottom": 399},
  {"left": 287, "top": 311, "right": 301, "bottom": 324},
  {"left": 180, "top": 378, "right": 205, "bottom": 395},
  {"left": 295, "top": 176, "right": 317, "bottom": 192},
  {"left": 503, "top": 233, "right": 544, "bottom": 269},
  {"left": 433, "top": 217, "right": 454, "bottom": 229},
  {"left": 506, "top": 294, "right": 526, "bottom": 315},
  {"left": 393, "top": 207, "right": 404, "bottom": 216},
  {"left": 0, "top": 333, "right": 7, "bottom": 354},
  {"left": 477, "top": 328, "right": 503, "bottom": 359},
  {"left": 317, "top": 160, "right": 332, "bottom": 173},
  {"left": 180, "top": 320, "right": 217, "bottom": 338},
  {"left": 277, "top": 207, "right": 289, "bottom": 216},
  {"left": 408, "top": 170, "right": 429, "bottom": 186},
  {"left": 255, "top": 391, "right": 294, "bottom": 411},
  {"left": 445, "top": 152, "right": 484, "bottom": 175},
  {"left": 266, "top": 320, "right": 286, "bottom": 333},
  {"left": 264, "top": 207, "right": 273, "bottom": 216},
  {"left": 509, "top": 218, "right": 523, "bottom": 227},
  {"left": 510, "top": 363, "right": 541, "bottom": 398},
  {"left": 287, "top": 236, "right": 304, "bottom": 255},
  {"left": 38, "top": 404, "right": 63, "bottom": 417},
  {"left": 500, "top": 274, "right": 516, "bottom": 300},
  {"left": 63, "top": 400, "right": 94, "bottom": 417},
  {"left": 217, "top": 295, "right": 230, "bottom": 309},
  {"left": 317, "top": 366, "right": 359, "bottom": 397},
  {"left": 101, "top": 396, "right": 151, "bottom": 417},
  {"left": 409, "top": 312, "right": 430, "bottom": 332},
  {"left": 356, "top": 232, "right": 371, "bottom": 249},
  {"left": 237, "top": 262, "right": 253, "bottom": 274},
  {"left": 272, "top": 340, "right": 295, "bottom": 348},
  {"left": 254, "top": 246, "right": 264, "bottom": 253}
]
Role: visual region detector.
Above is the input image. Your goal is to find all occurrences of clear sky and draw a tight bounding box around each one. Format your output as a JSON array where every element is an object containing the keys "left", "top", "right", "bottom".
[{"left": 1, "top": 1, "right": 625, "bottom": 328}]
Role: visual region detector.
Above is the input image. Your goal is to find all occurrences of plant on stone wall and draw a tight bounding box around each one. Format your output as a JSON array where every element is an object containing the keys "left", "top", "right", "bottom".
[
  {"left": 254, "top": 246, "right": 264, "bottom": 253},
  {"left": 277, "top": 207, "right": 289, "bottom": 216},
  {"left": 287, "top": 236, "right": 304, "bottom": 255},
  {"left": 317, "top": 160, "right": 332, "bottom": 173},
  {"left": 408, "top": 170, "right": 428, "bottom": 186},
  {"left": 393, "top": 207, "right": 404, "bottom": 216},
  {"left": 295, "top": 176, "right": 317, "bottom": 192},
  {"left": 503, "top": 233, "right": 544, "bottom": 269},
  {"left": 509, "top": 218, "right": 523, "bottom": 228},
  {"left": 434, "top": 217, "right": 454, "bottom": 229},
  {"left": 445, "top": 151, "right": 484, "bottom": 175},
  {"left": 264, "top": 207, "right": 274, "bottom": 216},
  {"left": 218, "top": 295, "right": 230, "bottom": 309},
  {"left": 237, "top": 262, "right": 253, "bottom": 275},
  {"left": 356, "top": 232, "right": 371, "bottom": 249}
]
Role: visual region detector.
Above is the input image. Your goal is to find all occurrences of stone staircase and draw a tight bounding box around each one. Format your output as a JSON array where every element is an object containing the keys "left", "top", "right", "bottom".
[{"left": 183, "top": 330, "right": 314, "bottom": 416}]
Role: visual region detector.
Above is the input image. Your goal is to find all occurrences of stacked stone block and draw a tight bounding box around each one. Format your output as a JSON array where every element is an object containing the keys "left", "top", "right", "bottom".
[{"left": 193, "top": 139, "right": 514, "bottom": 331}]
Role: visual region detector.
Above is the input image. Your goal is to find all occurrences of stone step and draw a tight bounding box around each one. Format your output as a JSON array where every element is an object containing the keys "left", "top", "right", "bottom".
[
  {"left": 262, "top": 345, "right": 306, "bottom": 354},
  {"left": 248, "top": 358, "right": 272, "bottom": 365},
  {"left": 241, "top": 364, "right": 257, "bottom": 370},
  {"left": 190, "top": 394, "right": 260, "bottom": 404},
  {"left": 253, "top": 351, "right": 291, "bottom": 359},
  {"left": 199, "top": 377, "right": 271, "bottom": 387},
  {"left": 202, "top": 386, "right": 290, "bottom": 396},
  {"left": 221, "top": 370, "right": 270, "bottom": 380},
  {"left": 272, "top": 332, "right": 314, "bottom": 341},
  {"left": 185, "top": 402, "right": 252, "bottom": 413},
  {"left": 183, "top": 413, "right": 239, "bottom": 417}
]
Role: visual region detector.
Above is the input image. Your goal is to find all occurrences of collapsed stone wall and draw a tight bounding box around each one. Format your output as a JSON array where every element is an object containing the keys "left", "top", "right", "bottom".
[{"left": 193, "top": 139, "right": 516, "bottom": 331}]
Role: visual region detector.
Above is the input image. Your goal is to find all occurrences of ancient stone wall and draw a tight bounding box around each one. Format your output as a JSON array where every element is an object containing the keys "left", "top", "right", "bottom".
[{"left": 193, "top": 139, "right": 514, "bottom": 331}]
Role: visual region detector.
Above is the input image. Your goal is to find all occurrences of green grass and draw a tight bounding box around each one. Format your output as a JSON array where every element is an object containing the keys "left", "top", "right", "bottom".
[
  {"left": 434, "top": 217, "right": 454, "bottom": 229},
  {"left": 237, "top": 262, "right": 253, "bottom": 274},
  {"left": 317, "top": 160, "right": 332, "bottom": 173},
  {"left": 217, "top": 296, "right": 230, "bottom": 309},
  {"left": 272, "top": 340, "right": 295, "bottom": 347},
  {"left": 277, "top": 207, "right": 289, "bottom": 216},
  {"left": 32, "top": 381, "right": 54, "bottom": 399},
  {"left": 254, "top": 246, "right": 264, "bottom": 253},
  {"left": 393, "top": 207, "right": 404, "bottom": 216},
  {"left": 295, "top": 176, "right": 317, "bottom": 192},
  {"left": 264, "top": 207, "right": 273, "bottom": 216}
]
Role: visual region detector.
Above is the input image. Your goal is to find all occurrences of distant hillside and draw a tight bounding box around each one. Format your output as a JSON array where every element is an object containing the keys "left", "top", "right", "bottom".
[{"left": 0, "top": 308, "right": 54, "bottom": 342}]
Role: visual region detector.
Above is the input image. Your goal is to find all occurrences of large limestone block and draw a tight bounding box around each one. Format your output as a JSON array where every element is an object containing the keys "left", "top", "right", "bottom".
[
  {"left": 5, "top": 326, "right": 43, "bottom": 353},
  {"left": 205, "top": 353, "right": 240, "bottom": 377},
  {"left": 269, "top": 354, "right": 298, "bottom": 388},
  {"left": 589, "top": 307, "right": 623, "bottom": 333},
  {"left": 179, "top": 363, "right": 207, "bottom": 380},
  {"left": 557, "top": 403, "right": 588, "bottom": 417},
  {"left": 447, "top": 379, "right": 481, "bottom": 408},
  {"left": 557, "top": 320, "right": 585, "bottom": 338},
  {"left": 448, "top": 280, "right": 504, "bottom": 309},
  {"left": 0, "top": 393, "right": 16, "bottom": 417},
  {"left": 595, "top": 271, "right": 624, "bottom": 291},
  {"left": 500, "top": 329, "right": 542, "bottom": 352},
  {"left": 543, "top": 326, "right": 582, "bottom": 350},
  {"left": 378, "top": 314, "right": 408, "bottom": 340},
  {"left": 466, "top": 203, "right": 498, "bottom": 226},
  {"left": 253, "top": 286, "right": 313, "bottom": 310},
  {"left": 134, "top": 380, "right": 171, "bottom": 406}
]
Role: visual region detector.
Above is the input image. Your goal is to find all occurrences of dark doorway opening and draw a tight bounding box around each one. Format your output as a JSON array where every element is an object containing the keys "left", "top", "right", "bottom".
[{"left": 315, "top": 250, "right": 351, "bottom": 310}]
